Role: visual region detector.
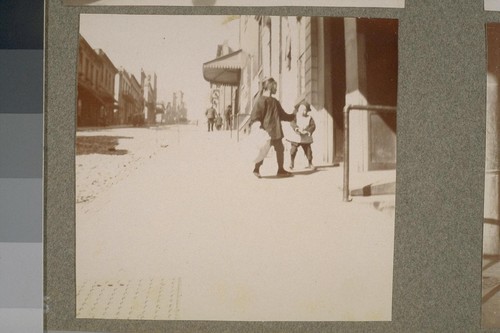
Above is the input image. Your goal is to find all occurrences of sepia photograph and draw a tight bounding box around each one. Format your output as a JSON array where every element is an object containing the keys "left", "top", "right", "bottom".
[
  {"left": 486, "top": 0, "right": 500, "bottom": 11},
  {"left": 483, "top": 22, "right": 500, "bottom": 328},
  {"left": 75, "top": 14, "right": 397, "bottom": 321},
  {"left": 63, "top": 0, "right": 404, "bottom": 7}
]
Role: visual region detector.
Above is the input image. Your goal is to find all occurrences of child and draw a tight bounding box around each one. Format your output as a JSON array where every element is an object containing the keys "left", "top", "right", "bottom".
[
  {"left": 288, "top": 101, "right": 316, "bottom": 170},
  {"left": 215, "top": 113, "right": 223, "bottom": 130}
]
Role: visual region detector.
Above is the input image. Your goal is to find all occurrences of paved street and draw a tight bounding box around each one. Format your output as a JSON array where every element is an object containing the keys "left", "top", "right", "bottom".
[{"left": 75, "top": 124, "right": 395, "bottom": 321}]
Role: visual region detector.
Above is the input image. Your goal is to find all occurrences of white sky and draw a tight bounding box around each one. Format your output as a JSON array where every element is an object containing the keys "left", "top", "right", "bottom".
[{"left": 79, "top": 14, "right": 240, "bottom": 121}]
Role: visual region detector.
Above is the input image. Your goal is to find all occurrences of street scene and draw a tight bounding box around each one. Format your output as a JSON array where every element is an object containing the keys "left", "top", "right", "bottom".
[
  {"left": 483, "top": 23, "right": 500, "bottom": 328},
  {"left": 76, "top": 14, "right": 397, "bottom": 321}
]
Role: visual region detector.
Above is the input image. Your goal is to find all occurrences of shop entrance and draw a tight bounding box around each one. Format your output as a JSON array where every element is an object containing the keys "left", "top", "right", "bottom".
[{"left": 322, "top": 17, "right": 397, "bottom": 169}]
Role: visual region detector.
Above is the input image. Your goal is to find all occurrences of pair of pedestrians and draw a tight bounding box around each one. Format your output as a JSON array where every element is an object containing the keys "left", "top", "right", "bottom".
[
  {"left": 249, "top": 77, "right": 316, "bottom": 178},
  {"left": 206, "top": 105, "right": 233, "bottom": 132}
]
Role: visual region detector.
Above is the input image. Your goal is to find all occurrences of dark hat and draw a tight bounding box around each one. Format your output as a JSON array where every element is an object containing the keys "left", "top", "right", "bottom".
[{"left": 261, "top": 76, "right": 276, "bottom": 83}]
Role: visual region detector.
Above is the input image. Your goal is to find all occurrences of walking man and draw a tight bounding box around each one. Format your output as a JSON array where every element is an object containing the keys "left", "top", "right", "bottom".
[
  {"left": 205, "top": 103, "right": 216, "bottom": 132},
  {"left": 225, "top": 105, "right": 233, "bottom": 130},
  {"left": 250, "top": 77, "right": 296, "bottom": 178}
]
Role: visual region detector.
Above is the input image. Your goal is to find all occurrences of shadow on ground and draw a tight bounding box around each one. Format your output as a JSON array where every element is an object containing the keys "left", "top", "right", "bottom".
[{"left": 76, "top": 136, "right": 132, "bottom": 155}]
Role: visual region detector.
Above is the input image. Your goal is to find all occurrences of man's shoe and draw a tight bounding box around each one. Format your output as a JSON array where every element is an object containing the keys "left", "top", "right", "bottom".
[
  {"left": 253, "top": 170, "right": 261, "bottom": 178},
  {"left": 305, "top": 164, "right": 315, "bottom": 170},
  {"left": 276, "top": 170, "right": 293, "bottom": 177}
]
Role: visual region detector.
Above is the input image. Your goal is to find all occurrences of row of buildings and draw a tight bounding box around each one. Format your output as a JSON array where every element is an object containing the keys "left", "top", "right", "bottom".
[
  {"left": 203, "top": 16, "right": 398, "bottom": 171},
  {"left": 77, "top": 34, "right": 187, "bottom": 128}
]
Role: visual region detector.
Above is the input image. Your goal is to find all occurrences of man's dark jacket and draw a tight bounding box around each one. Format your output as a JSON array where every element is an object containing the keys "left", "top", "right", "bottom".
[
  {"left": 206, "top": 107, "right": 216, "bottom": 119},
  {"left": 250, "top": 96, "right": 295, "bottom": 140}
]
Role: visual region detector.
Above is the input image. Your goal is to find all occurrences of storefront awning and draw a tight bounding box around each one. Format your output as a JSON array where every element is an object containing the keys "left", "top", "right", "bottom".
[{"left": 202, "top": 49, "right": 247, "bottom": 86}]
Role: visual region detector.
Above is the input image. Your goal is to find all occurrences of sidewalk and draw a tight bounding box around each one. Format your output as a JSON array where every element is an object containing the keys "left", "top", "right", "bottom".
[{"left": 75, "top": 125, "right": 396, "bottom": 321}]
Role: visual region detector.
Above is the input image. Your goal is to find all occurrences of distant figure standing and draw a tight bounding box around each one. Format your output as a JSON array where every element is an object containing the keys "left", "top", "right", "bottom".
[
  {"left": 205, "top": 104, "right": 216, "bottom": 132},
  {"left": 288, "top": 101, "right": 316, "bottom": 170},
  {"left": 225, "top": 105, "right": 233, "bottom": 130},
  {"left": 249, "top": 77, "right": 296, "bottom": 178},
  {"left": 215, "top": 113, "right": 223, "bottom": 130}
]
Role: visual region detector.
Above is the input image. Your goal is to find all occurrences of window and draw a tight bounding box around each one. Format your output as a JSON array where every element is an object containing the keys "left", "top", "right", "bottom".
[
  {"left": 284, "top": 18, "right": 292, "bottom": 71},
  {"left": 79, "top": 52, "right": 83, "bottom": 73},
  {"left": 260, "top": 17, "right": 272, "bottom": 78},
  {"left": 86, "top": 59, "right": 90, "bottom": 81},
  {"left": 297, "top": 17, "right": 306, "bottom": 95}
]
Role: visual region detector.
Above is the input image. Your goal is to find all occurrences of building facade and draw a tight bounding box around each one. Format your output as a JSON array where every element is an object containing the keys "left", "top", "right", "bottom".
[
  {"left": 163, "top": 91, "right": 188, "bottom": 124},
  {"left": 116, "top": 68, "right": 143, "bottom": 125},
  {"left": 77, "top": 34, "right": 118, "bottom": 127},
  {"left": 237, "top": 16, "right": 398, "bottom": 170},
  {"left": 141, "top": 69, "right": 157, "bottom": 125}
]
